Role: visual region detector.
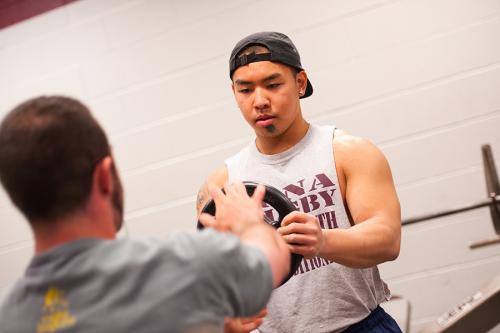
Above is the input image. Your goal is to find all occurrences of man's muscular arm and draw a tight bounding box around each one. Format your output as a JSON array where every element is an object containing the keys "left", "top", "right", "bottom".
[
  {"left": 323, "top": 135, "right": 401, "bottom": 267},
  {"left": 279, "top": 133, "right": 401, "bottom": 268}
]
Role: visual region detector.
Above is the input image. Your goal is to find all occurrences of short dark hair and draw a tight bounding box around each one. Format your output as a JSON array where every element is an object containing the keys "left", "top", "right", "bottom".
[{"left": 0, "top": 96, "right": 111, "bottom": 221}]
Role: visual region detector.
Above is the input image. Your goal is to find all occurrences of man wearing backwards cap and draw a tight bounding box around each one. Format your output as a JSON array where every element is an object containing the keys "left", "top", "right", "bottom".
[{"left": 197, "top": 32, "right": 402, "bottom": 332}]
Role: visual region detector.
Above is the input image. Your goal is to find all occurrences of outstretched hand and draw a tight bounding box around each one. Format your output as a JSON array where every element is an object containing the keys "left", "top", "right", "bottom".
[
  {"left": 198, "top": 182, "right": 266, "bottom": 236},
  {"left": 278, "top": 211, "right": 325, "bottom": 259}
]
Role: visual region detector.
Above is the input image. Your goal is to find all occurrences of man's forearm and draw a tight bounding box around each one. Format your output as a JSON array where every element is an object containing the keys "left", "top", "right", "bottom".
[
  {"left": 240, "top": 224, "right": 291, "bottom": 288},
  {"left": 319, "top": 217, "right": 400, "bottom": 268}
]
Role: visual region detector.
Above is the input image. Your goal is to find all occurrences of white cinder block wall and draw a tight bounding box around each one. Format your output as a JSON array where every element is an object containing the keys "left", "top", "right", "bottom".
[{"left": 1, "top": 0, "right": 499, "bottom": 331}]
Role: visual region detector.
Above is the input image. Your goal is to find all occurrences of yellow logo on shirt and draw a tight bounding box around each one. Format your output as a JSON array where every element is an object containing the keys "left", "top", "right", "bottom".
[{"left": 37, "top": 287, "right": 76, "bottom": 333}]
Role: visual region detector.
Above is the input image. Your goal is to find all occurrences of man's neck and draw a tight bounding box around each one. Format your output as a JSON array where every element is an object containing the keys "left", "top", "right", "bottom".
[
  {"left": 32, "top": 214, "right": 116, "bottom": 255},
  {"left": 256, "top": 119, "right": 310, "bottom": 155}
]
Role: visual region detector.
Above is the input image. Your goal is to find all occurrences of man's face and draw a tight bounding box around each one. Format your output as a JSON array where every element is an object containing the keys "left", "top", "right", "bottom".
[{"left": 232, "top": 61, "right": 304, "bottom": 138}]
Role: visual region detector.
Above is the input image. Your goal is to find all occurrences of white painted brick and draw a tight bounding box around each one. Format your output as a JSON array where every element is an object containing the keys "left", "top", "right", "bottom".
[
  {"left": 68, "top": 18, "right": 111, "bottom": 62},
  {"left": 65, "top": 0, "right": 138, "bottom": 24},
  {"left": 384, "top": 113, "right": 500, "bottom": 186},
  {"left": 81, "top": 57, "right": 122, "bottom": 101},
  {"left": 381, "top": 209, "right": 500, "bottom": 279},
  {"left": 124, "top": 144, "right": 245, "bottom": 213},
  {"left": 0, "top": 57, "right": 12, "bottom": 114},
  {"left": 316, "top": 66, "right": 500, "bottom": 144},
  {"left": 411, "top": 316, "right": 500, "bottom": 333},
  {"left": 91, "top": 58, "right": 230, "bottom": 136},
  {"left": 1, "top": 35, "right": 79, "bottom": 93},
  {"left": 298, "top": 0, "right": 500, "bottom": 73},
  {"left": 172, "top": 0, "right": 252, "bottom": 22},
  {"left": 397, "top": 168, "right": 487, "bottom": 220},
  {"left": 0, "top": 28, "right": 107, "bottom": 102},
  {"left": 305, "top": 17, "right": 500, "bottom": 118},
  {"left": 386, "top": 258, "right": 500, "bottom": 320},
  {"left": 0, "top": 207, "right": 31, "bottom": 247},
  {"left": 113, "top": 102, "right": 251, "bottom": 172},
  {"left": 102, "top": 0, "right": 181, "bottom": 50},
  {"left": 257, "top": 0, "right": 386, "bottom": 26},
  {"left": 1, "top": 67, "right": 88, "bottom": 120},
  {"left": 102, "top": 0, "right": 253, "bottom": 50},
  {"left": 81, "top": 0, "right": 386, "bottom": 98},
  {"left": 1, "top": 42, "right": 49, "bottom": 94},
  {"left": 0, "top": 243, "right": 33, "bottom": 290},
  {"left": 126, "top": 201, "right": 197, "bottom": 238}
]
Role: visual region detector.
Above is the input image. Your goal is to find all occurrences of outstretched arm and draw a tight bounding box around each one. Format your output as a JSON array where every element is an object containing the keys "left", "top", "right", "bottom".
[{"left": 196, "top": 170, "right": 275, "bottom": 333}]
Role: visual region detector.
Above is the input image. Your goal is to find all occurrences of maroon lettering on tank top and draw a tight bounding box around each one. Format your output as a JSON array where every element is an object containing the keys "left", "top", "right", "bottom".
[{"left": 262, "top": 173, "right": 341, "bottom": 275}]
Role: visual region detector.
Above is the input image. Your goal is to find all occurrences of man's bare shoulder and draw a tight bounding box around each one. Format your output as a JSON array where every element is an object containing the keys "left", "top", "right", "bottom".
[
  {"left": 333, "top": 129, "right": 377, "bottom": 154},
  {"left": 207, "top": 166, "right": 228, "bottom": 187},
  {"left": 333, "top": 129, "right": 389, "bottom": 173},
  {"left": 196, "top": 166, "right": 228, "bottom": 215}
]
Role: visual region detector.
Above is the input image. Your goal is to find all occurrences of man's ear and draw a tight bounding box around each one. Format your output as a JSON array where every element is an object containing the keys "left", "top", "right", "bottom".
[
  {"left": 296, "top": 71, "right": 308, "bottom": 96},
  {"left": 94, "top": 156, "right": 113, "bottom": 195},
  {"left": 231, "top": 81, "right": 235, "bottom": 95}
]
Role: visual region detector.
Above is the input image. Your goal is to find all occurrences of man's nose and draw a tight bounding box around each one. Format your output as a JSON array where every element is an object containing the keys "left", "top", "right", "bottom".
[{"left": 253, "top": 87, "right": 270, "bottom": 110}]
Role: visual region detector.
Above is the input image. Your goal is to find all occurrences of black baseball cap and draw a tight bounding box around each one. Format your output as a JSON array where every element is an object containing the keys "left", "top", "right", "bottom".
[{"left": 229, "top": 31, "right": 313, "bottom": 99}]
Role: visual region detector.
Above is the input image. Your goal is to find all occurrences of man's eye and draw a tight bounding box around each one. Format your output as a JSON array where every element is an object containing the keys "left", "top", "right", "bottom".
[
  {"left": 239, "top": 88, "right": 251, "bottom": 94},
  {"left": 268, "top": 83, "right": 281, "bottom": 89}
]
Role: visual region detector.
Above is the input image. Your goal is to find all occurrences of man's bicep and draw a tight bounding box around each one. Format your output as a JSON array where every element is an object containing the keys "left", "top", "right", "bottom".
[{"left": 345, "top": 141, "right": 400, "bottom": 225}]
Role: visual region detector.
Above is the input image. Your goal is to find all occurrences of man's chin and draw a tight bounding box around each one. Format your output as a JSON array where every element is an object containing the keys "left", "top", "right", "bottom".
[{"left": 255, "top": 126, "right": 280, "bottom": 137}]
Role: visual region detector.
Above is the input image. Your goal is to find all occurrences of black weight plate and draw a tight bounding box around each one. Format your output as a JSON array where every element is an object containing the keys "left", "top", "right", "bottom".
[{"left": 197, "top": 181, "right": 302, "bottom": 286}]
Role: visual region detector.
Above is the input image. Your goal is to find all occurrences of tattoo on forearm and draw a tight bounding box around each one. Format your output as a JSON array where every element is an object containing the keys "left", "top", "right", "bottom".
[{"left": 196, "top": 182, "right": 209, "bottom": 214}]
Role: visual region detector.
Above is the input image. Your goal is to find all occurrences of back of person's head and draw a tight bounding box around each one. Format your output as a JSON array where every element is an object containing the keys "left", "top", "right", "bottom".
[{"left": 0, "top": 96, "right": 111, "bottom": 222}]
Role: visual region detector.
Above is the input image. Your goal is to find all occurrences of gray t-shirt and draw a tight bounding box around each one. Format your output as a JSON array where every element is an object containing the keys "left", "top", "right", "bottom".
[{"left": 0, "top": 229, "right": 272, "bottom": 333}]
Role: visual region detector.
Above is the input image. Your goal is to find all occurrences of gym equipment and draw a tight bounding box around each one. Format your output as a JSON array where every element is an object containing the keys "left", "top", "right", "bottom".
[
  {"left": 403, "top": 144, "right": 500, "bottom": 249},
  {"left": 402, "top": 144, "right": 500, "bottom": 332},
  {"left": 419, "top": 274, "right": 500, "bottom": 333},
  {"left": 197, "top": 181, "right": 303, "bottom": 286}
]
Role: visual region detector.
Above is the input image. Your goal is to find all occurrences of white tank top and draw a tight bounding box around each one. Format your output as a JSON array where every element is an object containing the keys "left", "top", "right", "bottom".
[{"left": 225, "top": 124, "right": 390, "bottom": 333}]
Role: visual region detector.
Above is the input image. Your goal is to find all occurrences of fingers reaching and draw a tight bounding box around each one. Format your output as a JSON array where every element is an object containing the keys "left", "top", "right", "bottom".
[
  {"left": 201, "top": 182, "right": 267, "bottom": 236},
  {"left": 198, "top": 213, "right": 217, "bottom": 229},
  {"left": 252, "top": 184, "right": 266, "bottom": 204},
  {"left": 208, "top": 183, "right": 226, "bottom": 205}
]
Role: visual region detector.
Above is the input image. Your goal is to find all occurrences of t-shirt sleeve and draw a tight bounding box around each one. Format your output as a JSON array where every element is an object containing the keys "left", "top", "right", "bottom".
[{"left": 170, "top": 229, "right": 273, "bottom": 321}]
